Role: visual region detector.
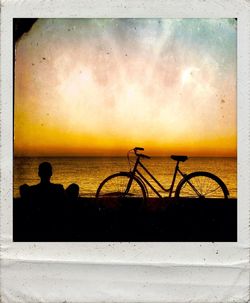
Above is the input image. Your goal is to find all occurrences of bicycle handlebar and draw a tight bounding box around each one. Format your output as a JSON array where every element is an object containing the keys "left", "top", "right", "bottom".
[
  {"left": 132, "top": 147, "right": 151, "bottom": 159},
  {"left": 136, "top": 153, "right": 151, "bottom": 159},
  {"left": 134, "top": 147, "right": 144, "bottom": 151}
]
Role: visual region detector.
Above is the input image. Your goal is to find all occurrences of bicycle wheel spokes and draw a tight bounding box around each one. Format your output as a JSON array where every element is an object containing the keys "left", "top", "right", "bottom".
[
  {"left": 197, "top": 177, "right": 223, "bottom": 198},
  {"left": 96, "top": 173, "right": 146, "bottom": 209},
  {"left": 178, "top": 180, "right": 202, "bottom": 198},
  {"left": 98, "top": 176, "right": 140, "bottom": 198},
  {"left": 175, "top": 172, "right": 228, "bottom": 199}
]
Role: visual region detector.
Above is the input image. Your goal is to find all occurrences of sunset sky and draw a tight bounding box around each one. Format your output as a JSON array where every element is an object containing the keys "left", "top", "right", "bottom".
[{"left": 14, "top": 19, "right": 237, "bottom": 157}]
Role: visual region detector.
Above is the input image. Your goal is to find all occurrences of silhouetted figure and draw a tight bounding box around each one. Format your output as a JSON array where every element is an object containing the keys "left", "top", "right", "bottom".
[
  {"left": 19, "top": 184, "right": 30, "bottom": 200},
  {"left": 29, "top": 162, "right": 64, "bottom": 202},
  {"left": 29, "top": 162, "right": 65, "bottom": 238},
  {"left": 65, "top": 183, "right": 79, "bottom": 202}
]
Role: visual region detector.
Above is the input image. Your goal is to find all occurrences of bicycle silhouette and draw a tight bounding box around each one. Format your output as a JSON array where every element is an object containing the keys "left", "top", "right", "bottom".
[{"left": 96, "top": 147, "right": 229, "bottom": 206}]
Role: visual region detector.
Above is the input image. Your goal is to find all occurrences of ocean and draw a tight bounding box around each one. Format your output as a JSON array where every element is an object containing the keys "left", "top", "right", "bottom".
[{"left": 14, "top": 156, "right": 237, "bottom": 198}]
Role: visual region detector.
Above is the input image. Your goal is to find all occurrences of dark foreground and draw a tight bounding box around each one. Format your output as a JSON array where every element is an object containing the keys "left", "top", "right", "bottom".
[{"left": 13, "top": 197, "right": 237, "bottom": 242}]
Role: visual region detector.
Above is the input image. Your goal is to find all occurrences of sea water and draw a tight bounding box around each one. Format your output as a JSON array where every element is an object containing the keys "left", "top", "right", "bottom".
[{"left": 14, "top": 156, "right": 237, "bottom": 198}]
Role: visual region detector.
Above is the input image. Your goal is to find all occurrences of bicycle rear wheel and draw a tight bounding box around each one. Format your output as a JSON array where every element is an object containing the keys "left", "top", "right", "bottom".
[
  {"left": 175, "top": 171, "right": 229, "bottom": 199},
  {"left": 96, "top": 172, "right": 146, "bottom": 209}
]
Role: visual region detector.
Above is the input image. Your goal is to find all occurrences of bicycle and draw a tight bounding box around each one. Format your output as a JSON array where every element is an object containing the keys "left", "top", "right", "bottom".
[{"left": 96, "top": 147, "right": 229, "bottom": 207}]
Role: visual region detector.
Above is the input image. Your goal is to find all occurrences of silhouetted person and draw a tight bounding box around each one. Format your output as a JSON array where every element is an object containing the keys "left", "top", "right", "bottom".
[
  {"left": 29, "top": 162, "right": 65, "bottom": 238},
  {"left": 19, "top": 184, "right": 30, "bottom": 201},
  {"left": 14, "top": 184, "right": 30, "bottom": 232},
  {"left": 65, "top": 183, "right": 79, "bottom": 202},
  {"left": 29, "top": 162, "right": 64, "bottom": 201}
]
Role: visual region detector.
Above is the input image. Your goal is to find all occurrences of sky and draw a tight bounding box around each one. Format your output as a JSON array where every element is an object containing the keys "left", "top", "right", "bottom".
[{"left": 14, "top": 18, "right": 237, "bottom": 157}]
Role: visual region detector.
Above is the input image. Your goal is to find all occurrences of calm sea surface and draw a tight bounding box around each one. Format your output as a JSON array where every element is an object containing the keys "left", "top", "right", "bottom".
[{"left": 14, "top": 157, "right": 237, "bottom": 198}]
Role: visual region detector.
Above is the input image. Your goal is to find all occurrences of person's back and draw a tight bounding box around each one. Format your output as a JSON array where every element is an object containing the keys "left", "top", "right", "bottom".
[
  {"left": 29, "top": 162, "right": 65, "bottom": 236},
  {"left": 30, "top": 182, "right": 64, "bottom": 203}
]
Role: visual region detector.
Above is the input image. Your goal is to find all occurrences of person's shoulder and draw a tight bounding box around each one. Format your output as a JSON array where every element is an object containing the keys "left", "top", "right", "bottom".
[
  {"left": 29, "top": 184, "right": 40, "bottom": 191},
  {"left": 29, "top": 184, "right": 38, "bottom": 189}
]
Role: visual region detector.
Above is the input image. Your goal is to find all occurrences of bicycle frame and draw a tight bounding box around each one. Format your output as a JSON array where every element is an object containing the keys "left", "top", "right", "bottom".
[{"left": 126, "top": 156, "right": 194, "bottom": 198}]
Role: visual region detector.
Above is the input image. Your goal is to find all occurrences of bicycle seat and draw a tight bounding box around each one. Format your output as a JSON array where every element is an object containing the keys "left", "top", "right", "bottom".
[{"left": 171, "top": 155, "right": 188, "bottom": 162}]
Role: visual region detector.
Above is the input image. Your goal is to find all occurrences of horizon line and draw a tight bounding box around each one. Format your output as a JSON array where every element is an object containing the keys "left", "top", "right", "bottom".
[{"left": 14, "top": 154, "right": 237, "bottom": 158}]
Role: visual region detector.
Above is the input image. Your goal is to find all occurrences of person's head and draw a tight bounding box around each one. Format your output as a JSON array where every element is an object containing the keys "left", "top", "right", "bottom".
[{"left": 38, "top": 162, "right": 52, "bottom": 182}]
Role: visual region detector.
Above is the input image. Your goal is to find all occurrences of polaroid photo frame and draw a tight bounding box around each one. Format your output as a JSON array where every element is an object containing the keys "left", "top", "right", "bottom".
[{"left": 1, "top": 0, "right": 250, "bottom": 302}]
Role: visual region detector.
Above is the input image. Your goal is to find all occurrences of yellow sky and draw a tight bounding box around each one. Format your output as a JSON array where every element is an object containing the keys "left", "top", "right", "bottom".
[{"left": 14, "top": 19, "right": 237, "bottom": 157}]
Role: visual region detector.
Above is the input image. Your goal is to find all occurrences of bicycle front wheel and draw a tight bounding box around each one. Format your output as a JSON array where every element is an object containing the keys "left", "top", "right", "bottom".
[
  {"left": 96, "top": 172, "right": 146, "bottom": 209},
  {"left": 175, "top": 171, "right": 229, "bottom": 199}
]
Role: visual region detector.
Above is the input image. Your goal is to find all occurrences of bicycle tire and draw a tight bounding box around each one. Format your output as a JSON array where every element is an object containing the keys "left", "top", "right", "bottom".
[
  {"left": 96, "top": 172, "right": 147, "bottom": 209},
  {"left": 175, "top": 171, "right": 229, "bottom": 199}
]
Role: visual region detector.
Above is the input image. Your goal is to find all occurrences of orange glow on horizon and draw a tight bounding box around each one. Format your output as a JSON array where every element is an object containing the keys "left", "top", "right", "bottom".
[{"left": 14, "top": 19, "right": 237, "bottom": 157}]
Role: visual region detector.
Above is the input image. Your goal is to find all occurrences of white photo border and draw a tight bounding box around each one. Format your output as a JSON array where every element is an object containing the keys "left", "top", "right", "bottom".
[{"left": 1, "top": 1, "right": 249, "bottom": 302}]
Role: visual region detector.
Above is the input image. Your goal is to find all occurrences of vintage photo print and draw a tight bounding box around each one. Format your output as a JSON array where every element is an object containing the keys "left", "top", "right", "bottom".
[
  {"left": 13, "top": 18, "right": 237, "bottom": 242},
  {"left": 1, "top": 1, "right": 249, "bottom": 303}
]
